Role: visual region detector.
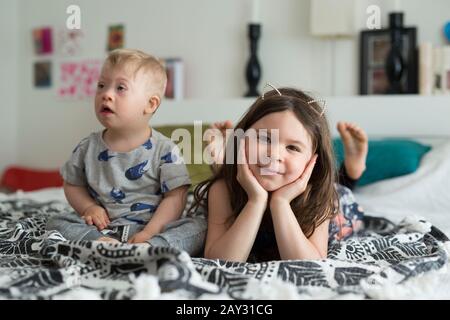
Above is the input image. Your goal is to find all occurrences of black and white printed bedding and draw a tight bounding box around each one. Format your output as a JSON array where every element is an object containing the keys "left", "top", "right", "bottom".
[{"left": 0, "top": 197, "right": 448, "bottom": 299}]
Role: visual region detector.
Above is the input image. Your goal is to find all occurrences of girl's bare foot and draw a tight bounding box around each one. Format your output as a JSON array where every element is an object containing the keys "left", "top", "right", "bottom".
[
  {"left": 207, "top": 120, "right": 233, "bottom": 172},
  {"left": 337, "top": 122, "right": 368, "bottom": 180},
  {"left": 97, "top": 236, "right": 121, "bottom": 243}
]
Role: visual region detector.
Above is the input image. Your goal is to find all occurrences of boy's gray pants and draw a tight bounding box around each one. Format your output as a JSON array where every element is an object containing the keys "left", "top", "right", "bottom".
[{"left": 46, "top": 212, "right": 207, "bottom": 257}]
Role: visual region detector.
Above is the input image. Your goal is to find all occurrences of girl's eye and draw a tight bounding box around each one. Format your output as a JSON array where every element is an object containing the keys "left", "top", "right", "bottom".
[
  {"left": 288, "top": 145, "right": 301, "bottom": 152},
  {"left": 97, "top": 83, "right": 104, "bottom": 89},
  {"left": 117, "top": 85, "right": 126, "bottom": 91}
]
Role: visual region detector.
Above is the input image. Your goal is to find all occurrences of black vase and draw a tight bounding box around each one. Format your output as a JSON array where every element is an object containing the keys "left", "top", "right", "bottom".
[
  {"left": 385, "top": 12, "right": 405, "bottom": 94},
  {"left": 245, "top": 24, "right": 262, "bottom": 97}
]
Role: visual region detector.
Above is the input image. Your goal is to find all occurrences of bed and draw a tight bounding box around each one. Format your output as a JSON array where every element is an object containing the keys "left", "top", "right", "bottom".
[
  {"left": 1, "top": 139, "right": 450, "bottom": 300},
  {"left": 2, "top": 96, "right": 450, "bottom": 299}
]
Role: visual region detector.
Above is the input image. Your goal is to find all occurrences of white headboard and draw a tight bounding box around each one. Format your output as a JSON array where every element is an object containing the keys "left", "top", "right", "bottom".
[
  {"left": 154, "top": 95, "right": 450, "bottom": 141},
  {"left": 15, "top": 95, "right": 450, "bottom": 170}
]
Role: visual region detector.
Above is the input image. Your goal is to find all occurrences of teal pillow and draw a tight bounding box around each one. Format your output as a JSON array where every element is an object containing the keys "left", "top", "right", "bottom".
[{"left": 333, "top": 138, "right": 431, "bottom": 186}]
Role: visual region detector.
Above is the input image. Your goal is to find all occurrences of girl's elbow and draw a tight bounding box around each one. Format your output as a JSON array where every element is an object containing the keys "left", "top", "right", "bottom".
[
  {"left": 317, "top": 248, "right": 328, "bottom": 259},
  {"left": 314, "top": 242, "right": 328, "bottom": 260},
  {"left": 203, "top": 245, "right": 213, "bottom": 259}
]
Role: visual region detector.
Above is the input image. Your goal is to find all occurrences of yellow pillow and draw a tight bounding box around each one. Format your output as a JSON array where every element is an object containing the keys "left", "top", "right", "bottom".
[{"left": 154, "top": 124, "right": 214, "bottom": 190}]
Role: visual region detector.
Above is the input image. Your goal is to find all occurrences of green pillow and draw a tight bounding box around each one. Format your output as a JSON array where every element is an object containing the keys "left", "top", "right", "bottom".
[
  {"left": 333, "top": 138, "right": 431, "bottom": 186},
  {"left": 154, "top": 124, "right": 213, "bottom": 191}
]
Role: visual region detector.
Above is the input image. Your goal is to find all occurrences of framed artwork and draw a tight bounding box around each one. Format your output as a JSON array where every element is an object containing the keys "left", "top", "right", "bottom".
[
  {"left": 33, "top": 27, "right": 53, "bottom": 55},
  {"left": 359, "top": 27, "right": 418, "bottom": 95},
  {"left": 34, "top": 61, "right": 52, "bottom": 88},
  {"left": 107, "top": 25, "right": 124, "bottom": 51},
  {"left": 56, "top": 28, "right": 83, "bottom": 56},
  {"left": 58, "top": 60, "right": 102, "bottom": 99}
]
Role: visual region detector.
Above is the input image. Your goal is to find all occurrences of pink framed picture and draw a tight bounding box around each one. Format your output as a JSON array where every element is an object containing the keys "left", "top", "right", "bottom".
[
  {"left": 33, "top": 27, "right": 53, "bottom": 55},
  {"left": 58, "top": 60, "right": 102, "bottom": 99}
]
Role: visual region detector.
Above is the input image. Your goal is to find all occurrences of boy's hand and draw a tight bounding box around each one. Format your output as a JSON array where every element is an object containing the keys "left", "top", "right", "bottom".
[
  {"left": 128, "top": 230, "right": 152, "bottom": 244},
  {"left": 82, "top": 205, "right": 110, "bottom": 231}
]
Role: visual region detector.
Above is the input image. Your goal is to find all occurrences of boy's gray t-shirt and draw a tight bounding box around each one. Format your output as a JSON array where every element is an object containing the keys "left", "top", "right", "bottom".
[{"left": 61, "top": 129, "right": 191, "bottom": 227}]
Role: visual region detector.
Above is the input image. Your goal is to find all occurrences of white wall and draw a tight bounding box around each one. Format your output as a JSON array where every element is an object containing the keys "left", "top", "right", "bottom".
[
  {"left": 0, "top": 0, "right": 18, "bottom": 174},
  {"left": 17, "top": 0, "right": 450, "bottom": 97},
  {"left": 8, "top": 0, "right": 450, "bottom": 170}
]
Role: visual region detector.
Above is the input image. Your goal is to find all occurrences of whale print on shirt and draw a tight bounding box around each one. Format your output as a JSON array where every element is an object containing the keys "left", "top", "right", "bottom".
[
  {"left": 110, "top": 188, "right": 126, "bottom": 203},
  {"left": 160, "top": 151, "right": 177, "bottom": 164},
  {"left": 130, "top": 203, "right": 157, "bottom": 213},
  {"left": 161, "top": 181, "right": 169, "bottom": 193},
  {"left": 125, "top": 160, "right": 149, "bottom": 180},
  {"left": 142, "top": 139, "right": 153, "bottom": 150},
  {"left": 98, "top": 150, "right": 115, "bottom": 161},
  {"left": 122, "top": 216, "right": 146, "bottom": 225}
]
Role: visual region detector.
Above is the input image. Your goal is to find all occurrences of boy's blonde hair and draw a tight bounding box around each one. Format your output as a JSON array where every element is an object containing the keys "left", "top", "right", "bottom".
[{"left": 105, "top": 49, "right": 167, "bottom": 99}]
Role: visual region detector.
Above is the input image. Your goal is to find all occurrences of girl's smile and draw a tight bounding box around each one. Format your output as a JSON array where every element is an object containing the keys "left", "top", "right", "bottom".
[
  {"left": 246, "top": 110, "right": 313, "bottom": 192},
  {"left": 259, "top": 166, "right": 282, "bottom": 176}
]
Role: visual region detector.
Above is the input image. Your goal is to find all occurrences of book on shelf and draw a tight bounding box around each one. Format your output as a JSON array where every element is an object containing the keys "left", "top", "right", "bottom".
[
  {"left": 420, "top": 43, "right": 450, "bottom": 95},
  {"left": 162, "top": 58, "right": 184, "bottom": 100},
  {"left": 443, "top": 47, "right": 450, "bottom": 94},
  {"left": 419, "top": 42, "right": 433, "bottom": 95}
]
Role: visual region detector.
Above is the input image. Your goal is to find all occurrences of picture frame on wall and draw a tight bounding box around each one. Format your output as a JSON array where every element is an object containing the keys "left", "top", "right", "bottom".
[
  {"left": 359, "top": 27, "right": 418, "bottom": 95},
  {"left": 34, "top": 61, "right": 52, "bottom": 88}
]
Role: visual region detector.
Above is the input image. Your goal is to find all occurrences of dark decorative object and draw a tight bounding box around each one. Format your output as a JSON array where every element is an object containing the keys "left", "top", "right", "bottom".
[
  {"left": 359, "top": 17, "right": 417, "bottom": 95},
  {"left": 245, "top": 23, "right": 262, "bottom": 97},
  {"left": 385, "top": 12, "right": 405, "bottom": 94}
]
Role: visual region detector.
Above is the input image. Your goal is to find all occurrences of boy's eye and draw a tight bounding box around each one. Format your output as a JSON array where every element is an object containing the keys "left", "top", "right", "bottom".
[
  {"left": 117, "top": 85, "right": 126, "bottom": 91},
  {"left": 97, "top": 83, "right": 104, "bottom": 89}
]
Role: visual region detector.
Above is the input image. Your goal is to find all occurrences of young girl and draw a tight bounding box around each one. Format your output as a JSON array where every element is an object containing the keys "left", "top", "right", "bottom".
[
  {"left": 192, "top": 87, "right": 364, "bottom": 262},
  {"left": 209, "top": 121, "right": 368, "bottom": 191}
]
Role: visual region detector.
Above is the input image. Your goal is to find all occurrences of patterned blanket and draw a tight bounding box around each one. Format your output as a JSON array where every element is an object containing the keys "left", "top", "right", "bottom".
[{"left": 0, "top": 198, "right": 448, "bottom": 299}]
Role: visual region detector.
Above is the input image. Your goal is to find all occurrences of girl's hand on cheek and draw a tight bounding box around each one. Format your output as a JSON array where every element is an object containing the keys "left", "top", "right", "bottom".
[
  {"left": 236, "top": 138, "right": 268, "bottom": 202},
  {"left": 271, "top": 154, "right": 318, "bottom": 205}
]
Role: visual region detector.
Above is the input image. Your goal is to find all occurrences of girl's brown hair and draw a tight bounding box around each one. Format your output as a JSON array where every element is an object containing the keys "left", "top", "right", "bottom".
[{"left": 190, "top": 88, "right": 338, "bottom": 239}]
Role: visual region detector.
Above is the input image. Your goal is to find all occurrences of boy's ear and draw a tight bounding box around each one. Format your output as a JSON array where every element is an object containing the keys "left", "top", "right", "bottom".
[{"left": 145, "top": 95, "right": 161, "bottom": 115}]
